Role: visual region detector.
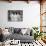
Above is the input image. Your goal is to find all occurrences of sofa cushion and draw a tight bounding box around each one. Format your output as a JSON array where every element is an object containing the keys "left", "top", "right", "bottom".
[
  {"left": 9, "top": 33, "right": 34, "bottom": 43},
  {"left": 8, "top": 27, "right": 14, "bottom": 34}
]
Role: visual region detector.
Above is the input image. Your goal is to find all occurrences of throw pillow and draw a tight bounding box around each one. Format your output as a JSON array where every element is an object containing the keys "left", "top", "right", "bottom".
[{"left": 14, "top": 28, "right": 21, "bottom": 33}]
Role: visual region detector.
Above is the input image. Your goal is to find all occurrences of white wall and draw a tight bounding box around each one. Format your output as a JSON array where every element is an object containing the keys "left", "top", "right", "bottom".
[{"left": 0, "top": 1, "right": 40, "bottom": 28}]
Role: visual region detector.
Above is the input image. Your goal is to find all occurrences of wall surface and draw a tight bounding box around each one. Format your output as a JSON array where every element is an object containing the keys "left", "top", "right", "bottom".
[{"left": 0, "top": 1, "right": 40, "bottom": 28}]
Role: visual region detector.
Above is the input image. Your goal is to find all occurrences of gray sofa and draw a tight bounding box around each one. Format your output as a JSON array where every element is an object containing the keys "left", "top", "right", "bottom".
[{"left": 3, "top": 28, "right": 34, "bottom": 43}]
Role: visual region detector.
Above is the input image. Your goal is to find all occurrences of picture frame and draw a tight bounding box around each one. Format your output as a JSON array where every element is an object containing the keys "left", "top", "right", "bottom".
[{"left": 8, "top": 10, "right": 23, "bottom": 22}]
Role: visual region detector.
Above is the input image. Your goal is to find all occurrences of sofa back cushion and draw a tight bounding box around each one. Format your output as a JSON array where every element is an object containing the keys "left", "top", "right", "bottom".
[{"left": 8, "top": 27, "right": 14, "bottom": 34}]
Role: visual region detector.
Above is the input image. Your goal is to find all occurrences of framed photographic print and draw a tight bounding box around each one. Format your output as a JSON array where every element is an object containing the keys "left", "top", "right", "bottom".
[{"left": 8, "top": 10, "right": 23, "bottom": 22}]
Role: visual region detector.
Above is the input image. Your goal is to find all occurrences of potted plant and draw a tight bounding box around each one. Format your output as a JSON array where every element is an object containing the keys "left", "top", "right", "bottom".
[{"left": 32, "top": 27, "right": 43, "bottom": 40}]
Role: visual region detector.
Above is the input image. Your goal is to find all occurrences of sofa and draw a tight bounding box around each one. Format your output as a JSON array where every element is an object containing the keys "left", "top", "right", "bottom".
[{"left": 3, "top": 27, "right": 34, "bottom": 43}]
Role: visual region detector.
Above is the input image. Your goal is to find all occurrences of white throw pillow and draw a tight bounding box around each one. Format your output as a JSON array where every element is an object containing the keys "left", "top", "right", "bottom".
[
  {"left": 2, "top": 29, "right": 10, "bottom": 36},
  {"left": 21, "top": 28, "right": 27, "bottom": 35}
]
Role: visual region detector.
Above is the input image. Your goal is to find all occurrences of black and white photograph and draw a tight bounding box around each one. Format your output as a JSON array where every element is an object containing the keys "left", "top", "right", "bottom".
[{"left": 8, "top": 10, "right": 23, "bottom": 21}]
